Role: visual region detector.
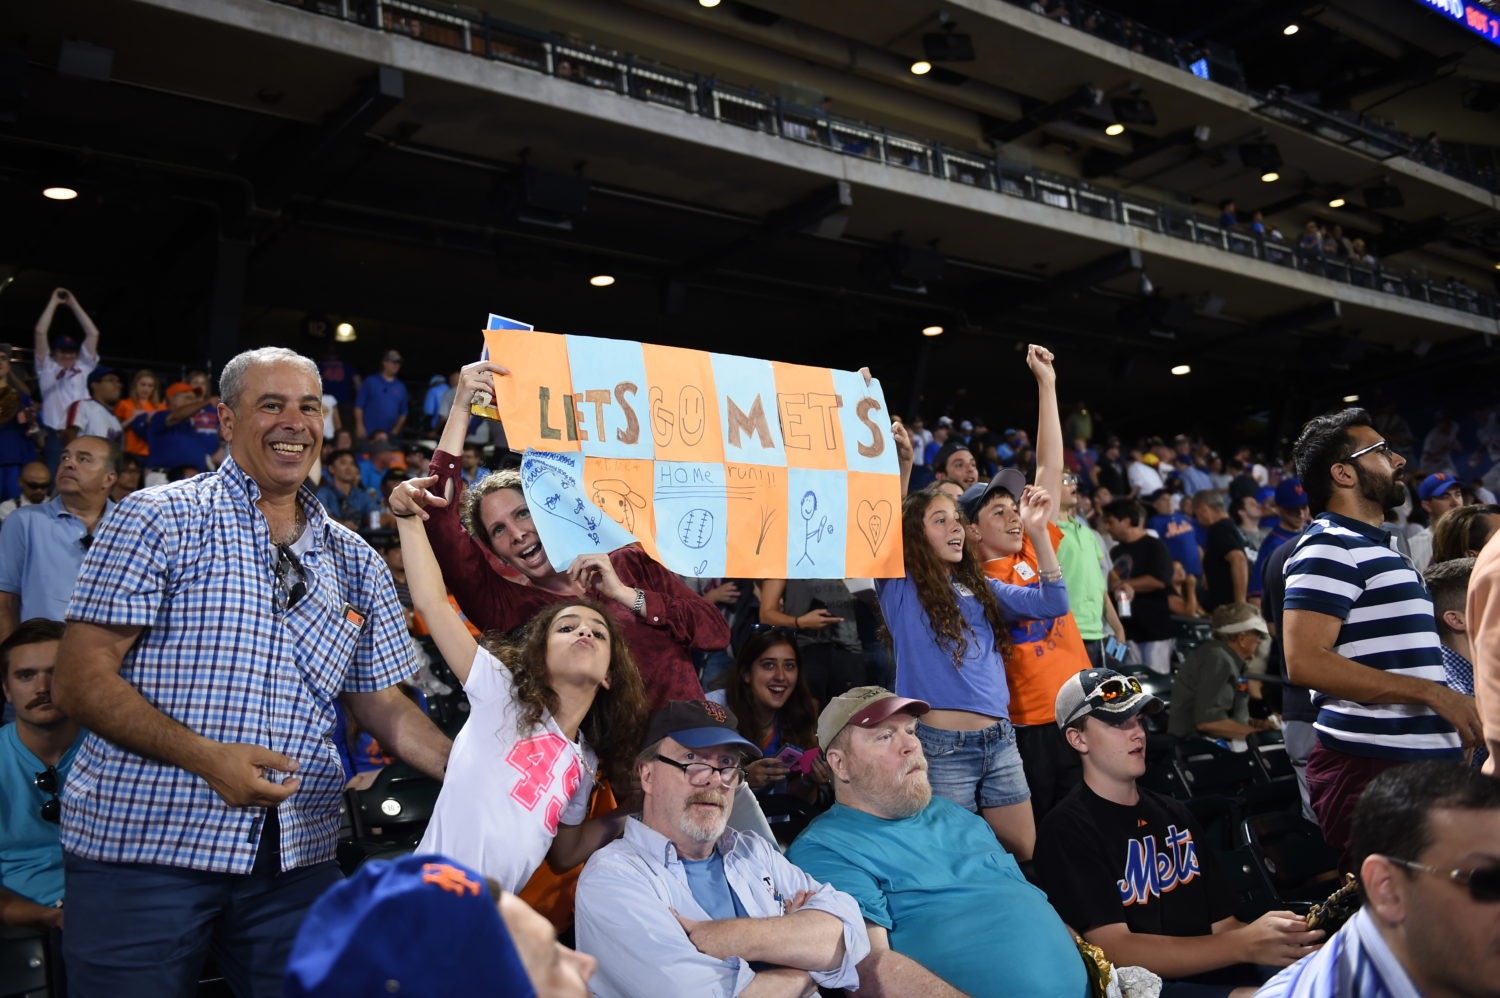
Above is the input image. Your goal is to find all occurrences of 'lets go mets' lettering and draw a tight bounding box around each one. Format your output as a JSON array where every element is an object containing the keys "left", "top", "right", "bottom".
[{"left": 1117, "top": 824, "right": 1201, "bottom": 906}]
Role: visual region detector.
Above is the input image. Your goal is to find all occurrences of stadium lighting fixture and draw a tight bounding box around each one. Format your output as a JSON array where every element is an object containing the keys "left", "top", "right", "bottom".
[
  {"left": 1170, "top": 364, "right": 1191, "bottom": 376},
  {"left": 698, "top": 0, "right": 721, "bottom": 7},
  {"left": 43, "top": 186, "right": 78, "bottom": 200},
  {"left": 1328, "top": 197, "right": 1346, "bottom": 208},
  {"left": 334, "top": 322, "right": 357, "bottom": 343},
  {"left": 1283, "top": 24, "right": 1300, "bottom": 35},
  {"left": 1343, "top": 394, "right": 1360, "bottom": 402},
  {"left": 910, "top": 60, "right": 933, "bottom": 76},
  {"left": 1260, "top": 171, "right": 1280, "bottom": 183},
  {"left": 589, "top": 274, "right": 616, "bottom": 287},
  {"left": 1104, "top": 123, "right": 1125, "bottom": 136},
  {"left": 922, "top": 325, "right": 944, "bottom": 336}
]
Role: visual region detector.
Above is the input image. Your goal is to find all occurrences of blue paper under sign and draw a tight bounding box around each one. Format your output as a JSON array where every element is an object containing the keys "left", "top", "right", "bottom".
[{"left": 520, "top": 450, "right": 643, "bottom": 572}]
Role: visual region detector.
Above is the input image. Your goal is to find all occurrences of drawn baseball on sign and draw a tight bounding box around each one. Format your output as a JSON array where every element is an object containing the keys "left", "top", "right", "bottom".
[
  {"left": 591, "top": 478, "right": 647, "bottom": 532},
  {"left": 678, "top": 508, "right": 715, "bottom": 549},
  {"left": 855, "top": 499, "right": 893, "bottom": 556}
]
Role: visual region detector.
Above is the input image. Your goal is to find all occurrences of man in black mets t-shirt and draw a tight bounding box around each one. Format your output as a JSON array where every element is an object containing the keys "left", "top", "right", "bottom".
[{"left": 1034, "top": 669, "right": 1324, "bottom": 997}]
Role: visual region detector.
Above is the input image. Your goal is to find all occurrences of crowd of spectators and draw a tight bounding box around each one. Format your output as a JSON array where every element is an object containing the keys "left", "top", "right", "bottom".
[{"left": 4, "top": 291, "right": 1500, "bottom": 998}]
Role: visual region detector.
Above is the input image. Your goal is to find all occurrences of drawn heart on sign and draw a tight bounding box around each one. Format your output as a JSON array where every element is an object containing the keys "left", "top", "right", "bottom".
[
  {"left": 855, "top": 499, "right": 893, "bottom": 556},
  {"left": 694, "top": 560, "right": 709, "bottom": 575}
]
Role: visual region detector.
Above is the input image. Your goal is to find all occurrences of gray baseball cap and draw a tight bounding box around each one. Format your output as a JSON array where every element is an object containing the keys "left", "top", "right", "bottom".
[{"left": 1054, "top": 668, "right": 1163, "bottom": 730}]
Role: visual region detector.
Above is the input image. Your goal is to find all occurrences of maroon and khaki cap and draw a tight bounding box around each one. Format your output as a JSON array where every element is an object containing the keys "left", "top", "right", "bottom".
[{"left": 817, "top": 686, "right": 930, "bottom": 748}]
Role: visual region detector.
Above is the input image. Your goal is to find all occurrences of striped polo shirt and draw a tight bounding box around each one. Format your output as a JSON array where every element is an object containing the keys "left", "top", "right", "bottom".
[{"left": 1283, "top": 511, "right": 1461, "bottom": 762}]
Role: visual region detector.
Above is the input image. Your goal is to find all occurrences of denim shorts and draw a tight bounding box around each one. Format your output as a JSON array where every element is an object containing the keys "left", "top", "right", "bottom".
[{"left": 916, "top": 718, "right": 1030, "bottom": 811}]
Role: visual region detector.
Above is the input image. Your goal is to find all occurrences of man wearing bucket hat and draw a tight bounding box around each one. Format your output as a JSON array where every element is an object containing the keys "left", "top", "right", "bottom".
[
  {"left": 1169, "top": 604, "right": 1280, "bottom": 744},
  {"left": 575, "top": 699, "right": 868, "bottom": 998},
  {"left": 787, "top": 686, "right": 1090, "bottom": 998},
  {"left": 1035, "top": 669, "right": 1322, "bottom": 992}
]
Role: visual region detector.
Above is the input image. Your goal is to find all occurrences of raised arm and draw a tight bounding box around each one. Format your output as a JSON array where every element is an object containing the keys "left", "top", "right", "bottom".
[
  {"left": 892, "top": 419, "right": 914, "bottom": 496},
  {"left": 1027, "top": 345, "right": 1064, "bottom": 521},
  {"left": 33, "top": 289, "right": 65, "bottom": 361},
  {"left": 64, "top": 290, "right": 101, "bottom": 359},
  {"left": 439, "top": 360, "right": 510, "bottom": 456},
  {"left": 394, "top": 479, "right": 478, "bottom": 684}
]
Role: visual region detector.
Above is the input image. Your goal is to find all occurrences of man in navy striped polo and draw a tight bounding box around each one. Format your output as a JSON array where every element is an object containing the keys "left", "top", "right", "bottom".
[{"left": 1283, "top": 408, "right": 1482, "bottom": 858}]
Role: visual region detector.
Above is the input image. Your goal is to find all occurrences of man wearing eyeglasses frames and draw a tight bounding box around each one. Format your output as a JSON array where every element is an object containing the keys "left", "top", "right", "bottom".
[
  {"left": 1259, "top": 762, "right": 1500, "bottom": 998},
  {"left": 0, "top": 619, "right": 82, "bottom": 932},
  {"left": 1283, "top": 409, "right": 1480, "bottom": 860},
  {"left": 576, "top": 699, "right": 871, "bottom": 998}
]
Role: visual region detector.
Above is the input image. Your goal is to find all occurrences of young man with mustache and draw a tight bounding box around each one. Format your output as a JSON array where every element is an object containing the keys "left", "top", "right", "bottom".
[
  {"left": 576, "top": 700, "right": 869, "bottom": 997},
  {"left": 1283, "top": 408, "right": 1480, "bottom": 858},
  {"left": 0, "top": 619, "right": 82, "bottom": 932}
]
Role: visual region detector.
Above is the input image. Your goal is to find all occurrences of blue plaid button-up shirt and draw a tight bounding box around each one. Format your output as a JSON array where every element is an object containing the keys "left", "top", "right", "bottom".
[{"left": 61, "top": 457, "right": 412, "bottom": 873}]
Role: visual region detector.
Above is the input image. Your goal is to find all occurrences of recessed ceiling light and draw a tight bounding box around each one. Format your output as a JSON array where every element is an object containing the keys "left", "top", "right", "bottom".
[
  {"left": 1343, "top": 394, "right": 1360, "bottom": 402},
  {"left": 1283, "top": 23, "right": 1300, "bottom": 35},
  {"left": 910, "top": 60, "right": 933, "bottom": 76},
  {"left": 1104, "top": 123, "right": 1125, "bottom": 136},
  {"left": 334, "top": 322, "right": 356, "bottom": 342},
  {"left": 1170, "top": 364, "right": 1191, "bottom": 376},
  {"left": 698, "top": 0, "right": 721, "bottom": 7},
  {"left": 589, "top": 274, "right": 615, "bottom": 287},
  {"left": 1261, "top": 171, "right": 1280, "bottom": 183},
  {"left": 42, "top": 186, "right": 78, "bottom": 200},
  {"left": 922, "top": 325, "right": 944, "bottom": 336},
  {"left": 1328, "top": 197, "right": 1346, "bottom": 208}
]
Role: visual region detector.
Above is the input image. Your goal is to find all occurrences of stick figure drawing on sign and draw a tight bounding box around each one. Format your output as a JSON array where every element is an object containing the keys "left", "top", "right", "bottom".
[
  {"left": 591, "top": 479, "right": 647, "bottom": 533},
  {"left": 797, "top": 489, "right": 832, "bottom": 567}
]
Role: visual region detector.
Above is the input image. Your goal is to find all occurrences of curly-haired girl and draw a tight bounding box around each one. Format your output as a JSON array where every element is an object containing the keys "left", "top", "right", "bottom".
[
  {"left": 398, "top": 505, "right": 647, "bottom": 891},
  {"left": 878, "top": 465, "right": 1068, "bottom": 860}
]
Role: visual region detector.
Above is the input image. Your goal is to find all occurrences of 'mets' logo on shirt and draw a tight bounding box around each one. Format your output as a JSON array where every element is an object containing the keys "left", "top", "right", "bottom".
[{"left": 1117, "top": 824, "right": 1201, "bottom": 905}]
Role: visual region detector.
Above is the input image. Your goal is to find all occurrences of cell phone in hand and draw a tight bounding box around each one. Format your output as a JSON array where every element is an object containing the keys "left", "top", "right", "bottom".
[
  {"left": 1105, "top": 636, "right": 1129, "bottom": 664},
  {"left": 775, "top": 745, "right": 804, "bottom": 769}
]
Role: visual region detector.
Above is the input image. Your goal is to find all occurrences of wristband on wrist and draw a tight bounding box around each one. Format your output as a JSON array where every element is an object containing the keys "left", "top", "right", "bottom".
[{"left": 631, "top": 588, "right": 646, "bottom": 615}]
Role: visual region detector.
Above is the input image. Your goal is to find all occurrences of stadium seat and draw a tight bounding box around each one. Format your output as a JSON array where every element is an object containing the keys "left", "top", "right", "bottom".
[{"left": 1240, "top": 811, "right": 1342, "bottom": 908}]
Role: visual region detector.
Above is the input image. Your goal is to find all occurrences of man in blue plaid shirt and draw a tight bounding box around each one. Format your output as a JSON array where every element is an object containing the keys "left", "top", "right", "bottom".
[{"left": 52, "top": 347, "right": 451, "bottom": 997}]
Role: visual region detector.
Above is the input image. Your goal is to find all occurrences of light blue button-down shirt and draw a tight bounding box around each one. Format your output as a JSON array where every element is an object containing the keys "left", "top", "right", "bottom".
[
  {"left": 0, "top": 495, "right": 112, "bottom": 622},
  {"left": 1255, "top": 908, "right": 1422, "bottom": 998},
  {"left": 576, "top": 817, "right": 868, "bottom": 997}
]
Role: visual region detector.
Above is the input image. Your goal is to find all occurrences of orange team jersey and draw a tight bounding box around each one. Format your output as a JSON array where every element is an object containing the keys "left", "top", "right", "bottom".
[
  {"left": 982, "top": 522, "right": 1091, "bottom": 726},
  {"left": 114, "top": 397, "right": 164, "bottom": 457}
]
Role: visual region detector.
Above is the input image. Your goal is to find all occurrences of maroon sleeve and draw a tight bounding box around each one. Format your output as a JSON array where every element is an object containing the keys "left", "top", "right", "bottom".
[
  {"left": 424, "top": 449, "right": 540, "bottom": 633},
  {"left": 611, "top": 547, "right": 731, "bottom": 652}
]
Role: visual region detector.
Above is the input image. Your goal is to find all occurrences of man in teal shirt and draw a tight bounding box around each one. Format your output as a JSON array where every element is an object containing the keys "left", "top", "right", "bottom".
[
  {"left": 788, "top": 687, "right": 1091, "bottom": 998},
  {"left": 0, "top": 619, "right": 84, "bottom": 929}
]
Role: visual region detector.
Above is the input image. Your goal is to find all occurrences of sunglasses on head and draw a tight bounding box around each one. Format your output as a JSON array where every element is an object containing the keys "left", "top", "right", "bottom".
[
  {"left": 1087, "top": 675, "right": 1143, "bottom": 705},
  {"left": 1385, "top": 856, "right": 1500, "bottom": 902}
]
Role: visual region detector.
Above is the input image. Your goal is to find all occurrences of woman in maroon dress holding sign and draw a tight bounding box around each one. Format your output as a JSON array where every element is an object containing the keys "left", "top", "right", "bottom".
[{"left": 390, "top": 360, "right": 725, "bottom": 709}]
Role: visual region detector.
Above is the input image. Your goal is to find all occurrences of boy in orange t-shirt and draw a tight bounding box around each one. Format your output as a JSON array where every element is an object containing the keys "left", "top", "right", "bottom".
[{"left": 959, "top": 344, "right": 1092, "bottom": 821}]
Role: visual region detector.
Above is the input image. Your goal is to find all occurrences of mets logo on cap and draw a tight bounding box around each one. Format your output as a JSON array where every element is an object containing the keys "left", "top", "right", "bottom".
[{"left": 702, "top": 702, "right": 729, "bottom": 723}]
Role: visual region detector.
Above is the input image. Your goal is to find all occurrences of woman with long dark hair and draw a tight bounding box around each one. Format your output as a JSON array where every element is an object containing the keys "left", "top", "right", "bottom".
[
  {"left": 397, "top": 500, "right": 648, "bottom": 891},
  {"left": 721, "top": 629, "right": 829, "bottom": 800}
]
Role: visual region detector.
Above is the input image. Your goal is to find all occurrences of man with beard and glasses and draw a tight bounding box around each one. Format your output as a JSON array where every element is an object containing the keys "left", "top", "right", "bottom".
[
  {"left": 0, "top": 619, "right": 84, "bottom": 932},
  {"left": 575, "top": 700, "right": 868, "bottom": 998},
  {"left": 1283, "top": 408, "right": 1479, "bottom": 859},
  {"left": 788, "top": 687, "right": 1090, "bottom": 998}
]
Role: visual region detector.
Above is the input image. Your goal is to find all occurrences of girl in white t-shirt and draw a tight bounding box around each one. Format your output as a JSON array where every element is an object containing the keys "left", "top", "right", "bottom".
[{"left": 396, "top": 500, "right": 648, "bottom": 891}]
